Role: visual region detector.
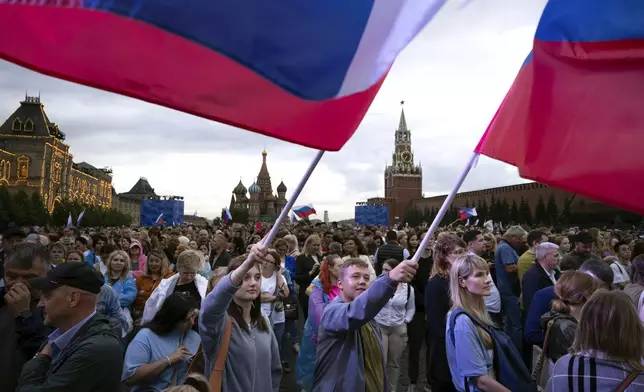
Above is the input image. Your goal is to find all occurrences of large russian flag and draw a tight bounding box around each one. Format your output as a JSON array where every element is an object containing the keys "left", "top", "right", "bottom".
[
  {"left": 0, "top": 0, "right": 446, "bottom": 151},
  {"left": 475, "top": 0, "right": 644, "bottom": 215}
]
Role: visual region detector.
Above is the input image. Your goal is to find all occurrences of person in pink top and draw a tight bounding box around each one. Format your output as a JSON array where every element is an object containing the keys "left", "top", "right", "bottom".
[
  {"left": 128, "top": 240, "right": 147, "bottom": 278},
  {"left": 296, "top": 254, "right": 343, "bottom": 391}
]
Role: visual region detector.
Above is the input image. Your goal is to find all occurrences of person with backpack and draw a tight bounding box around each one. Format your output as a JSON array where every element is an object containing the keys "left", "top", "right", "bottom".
[
  {"left": 546, "top": 290, "right": 644, "bottom": 391},
  {"left": 375, "top": 259, "right": 416, "bottom": 392},
  {"left": 446, "top": 254, "right": 536, "bottom": 392}
]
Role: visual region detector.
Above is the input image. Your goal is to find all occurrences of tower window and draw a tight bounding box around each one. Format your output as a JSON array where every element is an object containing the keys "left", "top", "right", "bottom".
[
  {"left": 12, "top": 118, "right": 21, "bottom": 131},
  {"left": 24, "top": 118, "right": 34, "bottom": 132}
]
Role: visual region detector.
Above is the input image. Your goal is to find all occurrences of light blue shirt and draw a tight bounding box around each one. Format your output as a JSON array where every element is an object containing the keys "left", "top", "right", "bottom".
[
  {"left": 48, "top": 311, "right": 96, "bottom": 360},
  {"left": 122, "top": 328, "right": 201, "bottom": 392},
  {"left": 446, "top": 310, "right": 494, "bottom": 392}
]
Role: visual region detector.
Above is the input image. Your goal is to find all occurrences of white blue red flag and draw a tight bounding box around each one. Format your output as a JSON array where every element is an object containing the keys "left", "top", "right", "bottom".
[
  {"left": 293, "top": 205, "right": 317, "bottom": 219},
  {"left": 222, "top": 208, "right": 233, "bottom": 224},
  {"left": 0, "top": 0, "right": 447, "bottom": 151},
  {"left": 475, "top": 0, "right": 644, "bottom": 214},
  {"left": 458, "top": 207, "right": 477, "bottom": 221},
  {"left": 155, "top": 213, "right": 165, "bottom": 226}
]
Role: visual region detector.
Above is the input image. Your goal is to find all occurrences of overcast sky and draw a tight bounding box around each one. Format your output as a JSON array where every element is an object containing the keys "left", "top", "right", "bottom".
[{"left": 0, "top": 0, "right": 547, "bottom": 220}]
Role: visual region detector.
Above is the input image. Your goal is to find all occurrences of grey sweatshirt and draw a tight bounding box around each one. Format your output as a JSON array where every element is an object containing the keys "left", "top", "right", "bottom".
[{"left": 199, "top": 273, "right": 281, "bottom": 392}]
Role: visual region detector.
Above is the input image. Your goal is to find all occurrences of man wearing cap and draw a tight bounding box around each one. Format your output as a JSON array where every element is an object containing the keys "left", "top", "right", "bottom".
[
  {"left": 560, "top": 231, "right": 601, "bottom": 270},
  {"left": 16, "top": 262, "right": 124, "bottom": 391}
]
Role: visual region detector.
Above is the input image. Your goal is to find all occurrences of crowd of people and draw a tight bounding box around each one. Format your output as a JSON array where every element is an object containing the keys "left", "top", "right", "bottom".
[{"left": 0, "top": 221, "right": 643, "bottom": 392}]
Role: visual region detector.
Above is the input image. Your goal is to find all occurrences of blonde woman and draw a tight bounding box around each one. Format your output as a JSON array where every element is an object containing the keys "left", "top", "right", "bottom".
[
  {"left": 547, "top": 291, "right": 644, "bottom": 391},
  {"left": 105, "top": 250, "right": 137, "bottom": 336},
  {"left": 283, "top": 234, "right": 300, "bottom": 257},
  {"left": 133, "top": 250, "right": 175, "bottom": 320},
  {"left": 143, "top": 250, "right": 208, "bottom": 324},
  {"left": 294, "top": 234, "right": 323, "bottom": 320},
  {"left": 446, "top": 254, "right": 510, "bottom": 392}
]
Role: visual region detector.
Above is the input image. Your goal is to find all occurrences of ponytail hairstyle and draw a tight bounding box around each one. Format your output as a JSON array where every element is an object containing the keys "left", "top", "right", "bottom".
[{"left": 552, "top": 270, "right": 598, "bottom": 314}]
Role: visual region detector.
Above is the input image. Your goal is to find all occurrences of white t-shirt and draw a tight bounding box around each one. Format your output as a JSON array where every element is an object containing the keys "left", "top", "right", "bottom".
[
  {"left": 261, "top": 272, "right": 285, "bottom": 324},
  {"left": 611, "top": 261, "right": 631, "bottom": 284}
]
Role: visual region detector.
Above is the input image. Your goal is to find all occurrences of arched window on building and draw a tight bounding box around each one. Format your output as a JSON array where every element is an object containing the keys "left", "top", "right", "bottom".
[
  {"left": 17, "top": 156, "right": 29, "bottom": 180},
  {"left": 24, "top": 118, "right": 34, "bottom": 132},
  {"left": 4, "top": 162, "right": 10, "bottom": 180},
  {"left": 12, "top": 118, "right": 21, "bottom": 131}
]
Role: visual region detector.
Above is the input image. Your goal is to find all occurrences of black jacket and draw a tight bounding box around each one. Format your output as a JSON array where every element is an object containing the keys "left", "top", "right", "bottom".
[
  {"left": 522, "top": 263, "right": 561, "bottom": 312},
  {"left": 375, "top": 242, "right": 405, "bottom": 275},
  {"left": 16, "top": 314, "right": 124, "bottom": 392},
  {"left": 0, "top": 289, "right": 51, "bottom": 392}
]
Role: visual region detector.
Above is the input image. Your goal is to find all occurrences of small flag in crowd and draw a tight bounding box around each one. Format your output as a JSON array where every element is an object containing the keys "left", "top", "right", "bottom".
[
  {"left": 475, "top": 0, "right": 644, "bottom": 215},
  {"left": 0, "top": 1, "right": 448, "bottom": 151},
  {"left": 458, "top": 207, "right": 477, "bottom": 221},
  {"left": 155, "top": 213, "right": 164, "bottom": 226},
  {"left": 222, "top": 208, "right": 233, "bottom": 224},
  {"left": 293, "top": 204, "right": 317, "bottom": 219},
  {"left": 290, "top": 211, "right": 300, "bottom": 223},
  {"left": 66, "top": 213, "right": 73, "bottom": 228},
  {"left": 76, "top": 209, "right": 86, "bottom": 226}
]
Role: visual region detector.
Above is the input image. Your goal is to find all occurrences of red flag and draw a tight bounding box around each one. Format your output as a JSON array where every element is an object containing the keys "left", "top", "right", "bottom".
[{"left": 475, "top": 0, "right": 644, "bottom": 215}]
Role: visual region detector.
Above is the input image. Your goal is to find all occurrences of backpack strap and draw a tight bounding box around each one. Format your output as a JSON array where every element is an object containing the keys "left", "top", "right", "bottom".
[
  {"left": 614, "top": 370, "right": 640, "bottom": 392},
  {"left": 448, "top": 308, "right": 475, "bottom": 392},
  {"left": 531, "top": 319, "right": 555, "bottom": 381},
  {"left": 209, "top": 317, "right": 233, "bottom": 392}
]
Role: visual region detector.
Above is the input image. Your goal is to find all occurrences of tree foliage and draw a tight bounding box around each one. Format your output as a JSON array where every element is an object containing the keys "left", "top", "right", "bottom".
[{"left": 0, "top": 186, "right": 132, "bottom": 229}]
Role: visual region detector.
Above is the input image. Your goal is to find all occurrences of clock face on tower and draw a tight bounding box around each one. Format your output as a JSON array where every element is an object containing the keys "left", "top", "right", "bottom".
[{"left": 401, "top": 151, "right": 412, "bottom": 163}]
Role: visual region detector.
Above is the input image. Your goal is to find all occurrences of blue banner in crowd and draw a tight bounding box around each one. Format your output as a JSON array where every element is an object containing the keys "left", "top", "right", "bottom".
[
  {"left": 141, "top": 200, "right": 184, "bottom": 227},
  {"left": 354, "top": 205, "right": 388, "bottom": 226}
]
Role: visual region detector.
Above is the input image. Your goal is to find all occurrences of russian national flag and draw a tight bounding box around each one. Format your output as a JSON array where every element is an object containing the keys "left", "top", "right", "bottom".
[
  {"left": 293, "top": 204, "right": 317, "bottom": 219},
  {"left": 222, "top": 208, "right": 232, "bottom": 224},
  {"left": 475, "top": 0, "right": 644, "bottom": 215},
  {"left": 155, "top": 213, "right": 164, "bottom": 226},
  {"left": 0, "top": 0, "right": 447, "bottom": 151},
  {"left": 458, "top": 207, "right": 477, "bottom": 221}
]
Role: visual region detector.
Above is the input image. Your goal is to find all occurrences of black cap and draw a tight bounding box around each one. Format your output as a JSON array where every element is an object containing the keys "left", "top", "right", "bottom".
[
  {"left": 575, "top": 231, "right": 594, "bottom": 245},
  {"left": 29, "top": 262, "right": 104, "bottom": 294},
  {"left": 4, "top": 227, "right": 26, "bottom": 239}
]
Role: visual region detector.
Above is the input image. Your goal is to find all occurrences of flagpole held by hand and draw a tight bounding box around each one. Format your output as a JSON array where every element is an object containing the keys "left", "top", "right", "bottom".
[
  {"left": 261, "top": 150, "right": 325, "bottom": 246},
  {"left": 411, "top": 151, "right": 480, "bottom": 262}
]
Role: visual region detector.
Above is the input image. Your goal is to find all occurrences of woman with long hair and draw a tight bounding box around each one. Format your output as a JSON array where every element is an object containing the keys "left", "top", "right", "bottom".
[
  {"left": 425, "top": 233, "right": 466, "bottom": 392},
  {"left": 446, "top": 254, "right": 510, "bottom": 392},
  {"left": 540, "top": 271, "right": 598, "bottom": 362},
  {"left": 199, "top": 247, "right": 282, "bottom": 392},
  {"left": 296, "top": 254, "right": 342, "bottom": 391},
  {"left": 133, "top": 250, "right": 175, "bottom": 322},
  {"left": 294, "top": 234, "right": 323, "bottom": 321},
  {"left": 547, "top": 290, "right": 644, "bottom": 391},
  {"left": 105, "top": 250, "right": 137, "bottom": 336},
  {"left": 260, "top": 249, "right": 290, "bottom": 372},
  {"left": 123, "top": 292, "right": 201, "bottom": 391}
]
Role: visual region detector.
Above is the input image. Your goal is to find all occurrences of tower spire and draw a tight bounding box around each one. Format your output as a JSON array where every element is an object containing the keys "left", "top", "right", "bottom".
[{"left": 398, "top": 100, "right": 409, "bottom": 132}]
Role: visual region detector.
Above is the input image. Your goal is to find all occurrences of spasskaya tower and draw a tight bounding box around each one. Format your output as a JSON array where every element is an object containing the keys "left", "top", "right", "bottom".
[{"left": 384, "top": 101, "right": 422, "bottom": 225}]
